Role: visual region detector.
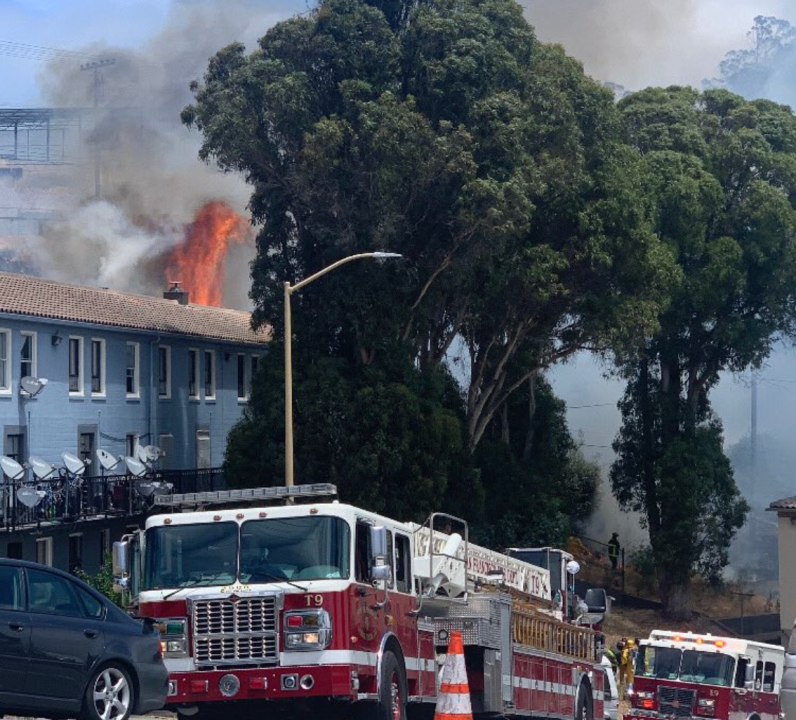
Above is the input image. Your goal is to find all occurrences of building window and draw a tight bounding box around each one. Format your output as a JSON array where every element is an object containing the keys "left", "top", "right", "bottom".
[
  {"left": 126, "top": 342, "right": 140, "bottom": 397},
  {"left": 5, "top": 432, "right": 25, "bottom": 464},
  {"left": 204, "top": 350, "right": 216, "bottom": 399},
  {"left": 68, "top": 336, "right": 83, "bottom": 395},
  {"left": 20, "top": 331, "right": 36, "bottom": 379},
  {"left": 68, "top": 534, "right": 83, "bottom": 572},
  {"left": 188, "top": 349, "right": 199, "bottom": 399},
  {"left": 78, "top": 432, "right": 95, "bottom": 464},
  {"left": 126, "top": 433, "right": 139, "bottom": 459},
  {"left": 36, "top": 537, "right": 53, "bottom": 566},
  {"left": 0, "top": 329, "right": 11, "bottom": 393},
  {"left": 158, "top": 346, "right": 171, "bottom": 398},
  {"left": 90, "top": 339, "right": 105, "bottom": 395},
  {"left": 250, "top": 355, "right": 260, "bottom": 389},
  {"left": 196, "top": 429, "right": 210, "bottom": 469},
  {"left": 6, "top": 541, "right": 22, "bottom": 560},
  {"left": 237, "top": 354, "right": 247, "bottom": 400}
]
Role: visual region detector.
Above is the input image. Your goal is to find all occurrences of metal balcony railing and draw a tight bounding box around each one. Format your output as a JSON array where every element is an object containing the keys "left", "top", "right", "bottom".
[{"left": 0, "top": 468, "right": 225, "bottom": 533}]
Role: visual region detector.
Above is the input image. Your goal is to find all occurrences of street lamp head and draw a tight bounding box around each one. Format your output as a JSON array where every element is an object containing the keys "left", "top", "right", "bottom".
[{"left": 372, "top": 251, "right": 403, "bottom": 260}]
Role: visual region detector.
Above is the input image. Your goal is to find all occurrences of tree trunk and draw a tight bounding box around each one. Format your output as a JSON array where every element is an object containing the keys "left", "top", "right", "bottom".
[
  {"left": 522, "top": 374, "right": 537, "bottom": 463},
  {"left": 500, "top": 403, "right": 510, "bottom": 445},
  {"left": 657, "top": 567, "right": 691, "bottom": 620}
]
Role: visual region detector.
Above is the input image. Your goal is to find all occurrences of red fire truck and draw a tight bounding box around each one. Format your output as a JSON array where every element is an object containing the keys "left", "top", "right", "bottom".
[
  {"left": 627, "top": 631, "right": 784, "bottom": 720},
  {"left": 113, "top": 484, "right": 604, "bottom": 719}
]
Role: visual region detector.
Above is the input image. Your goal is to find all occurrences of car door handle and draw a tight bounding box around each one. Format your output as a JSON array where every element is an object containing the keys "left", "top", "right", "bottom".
[
  {"left": 84, "top": 629, "right": 99, "bottom": 638},
  {"left": 8, "top": 622, "right": 24, "bottom": 632}
]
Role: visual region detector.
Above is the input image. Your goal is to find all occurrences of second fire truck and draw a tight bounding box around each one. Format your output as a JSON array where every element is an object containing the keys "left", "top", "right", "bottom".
[
  {"left": 626, "top": 631, "right": 784, "bottom": 720},
  {"left": 113, "top": 483, "right": 605, "bottom": 719}
]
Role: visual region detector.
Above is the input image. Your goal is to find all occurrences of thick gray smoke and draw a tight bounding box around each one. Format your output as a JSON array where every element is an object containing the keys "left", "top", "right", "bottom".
[
  {"left": 523, "top": 0, "right": 790, "bottom": 91},
  {"left": 9, "top": 0, "right": 300, "bottom": 308}
]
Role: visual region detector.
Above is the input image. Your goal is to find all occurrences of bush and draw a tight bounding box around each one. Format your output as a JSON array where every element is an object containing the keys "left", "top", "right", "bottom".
[{"left": 74, "top": 552, "right": 125, "bottom": 608}]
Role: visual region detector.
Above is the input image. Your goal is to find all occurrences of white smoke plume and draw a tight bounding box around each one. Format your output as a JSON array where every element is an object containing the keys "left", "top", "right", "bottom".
[{"left": 5, "top": 0, "right": 301, "bottom": 307}]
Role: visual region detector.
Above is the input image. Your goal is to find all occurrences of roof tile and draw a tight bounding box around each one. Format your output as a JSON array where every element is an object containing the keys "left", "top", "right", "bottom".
[{"left": 0, "top": 272, "right": 268, "bottom": 346}]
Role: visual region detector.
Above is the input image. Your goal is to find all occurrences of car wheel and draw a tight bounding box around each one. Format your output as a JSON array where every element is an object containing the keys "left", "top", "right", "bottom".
[{"left": 81, "top": 664, "right": 135, "bottom": 720}]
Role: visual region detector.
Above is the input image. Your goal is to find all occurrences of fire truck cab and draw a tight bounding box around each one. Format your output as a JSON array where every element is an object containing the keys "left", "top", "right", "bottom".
[
  {"left": 627, "top": 631, "right": 784, "bottom": 720},
  {"left": 113, "top": 484, "right": 604, "bottom": 720}
]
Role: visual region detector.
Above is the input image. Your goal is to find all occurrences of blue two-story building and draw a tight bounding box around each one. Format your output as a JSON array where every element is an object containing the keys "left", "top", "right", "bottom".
[{"left": 0, "top": 272, "right": 268, "bottom": 572}]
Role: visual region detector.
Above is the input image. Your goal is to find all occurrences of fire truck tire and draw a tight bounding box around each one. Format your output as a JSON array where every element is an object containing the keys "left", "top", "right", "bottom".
[
  {"left": 79, "top": 663, "right": 135, "bottom": 720},
  {"left": 367, "top": 649, "right": 408, "bottom": 720},
  {"left": 575, "top": 681, "right": 594, "bottom": 720}
]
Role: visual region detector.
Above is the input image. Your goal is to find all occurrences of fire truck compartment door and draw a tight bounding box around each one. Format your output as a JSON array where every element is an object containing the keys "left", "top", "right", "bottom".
[{"left": 500, "top": 599, "right": 512, "bottom": 704}]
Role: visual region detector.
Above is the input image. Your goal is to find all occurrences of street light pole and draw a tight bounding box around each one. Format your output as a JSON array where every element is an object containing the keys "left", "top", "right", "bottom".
[{"left": 283, "top": 251, "right": 402, "bottom": 487}]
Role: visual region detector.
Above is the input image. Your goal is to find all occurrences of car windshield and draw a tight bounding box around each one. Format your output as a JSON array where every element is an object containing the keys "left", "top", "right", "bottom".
[
  {"left": 143, "top": 522, "right": 238, "bottom": 590},
  {"left": 636, "top": 646, "right": 735, "bottom": 687},
  {"left": 240, "top": 516, "right": 350, "bottom": 583},
  {"left": 142, "top": 516, "right": 351, "bottom": 590}
]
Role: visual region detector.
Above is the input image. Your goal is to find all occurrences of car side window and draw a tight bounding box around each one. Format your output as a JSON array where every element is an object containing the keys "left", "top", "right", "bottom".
[
  {"left": 755, "top": 661, "right": 764, "bottom": 691},
  {"left": 0, "top": 566, "right": 24, "bottom": 611},
  {"left": 77, "top": 586, "right": 105, "bottom": 620},
  {"left": 27, "top": 568, "right": 86, "bottom": 617}
]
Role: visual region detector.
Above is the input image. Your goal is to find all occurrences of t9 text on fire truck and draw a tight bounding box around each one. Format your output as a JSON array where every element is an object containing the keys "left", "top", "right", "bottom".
[
  {"left": 626, "top": 631, "right": 784, "bottom": 720},
  {"left": 112, "top": 484, "right": 605, "bottom": 720}
]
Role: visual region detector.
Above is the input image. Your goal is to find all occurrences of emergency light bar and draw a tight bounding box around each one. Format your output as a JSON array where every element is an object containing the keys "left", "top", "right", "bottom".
[
  {"left": 650, "top": 631, "right": 728, "bottom": 649},
  {"left": 153, "top": 483, "right": 338, "bottom": 508}
]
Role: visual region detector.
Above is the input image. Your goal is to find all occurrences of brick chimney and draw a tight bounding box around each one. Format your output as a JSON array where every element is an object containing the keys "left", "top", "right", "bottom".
[{"left": 164, "top": 281, "right": 189, "bottom": 305}]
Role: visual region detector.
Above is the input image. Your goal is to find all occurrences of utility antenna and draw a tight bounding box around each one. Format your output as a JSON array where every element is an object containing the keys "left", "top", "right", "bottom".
[{"left": 79, "top": 57, "right": 116, "bottom": 200}]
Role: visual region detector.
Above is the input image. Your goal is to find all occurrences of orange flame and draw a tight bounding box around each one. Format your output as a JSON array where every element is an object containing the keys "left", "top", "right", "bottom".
[{"left": 166, "top": 201, "right": 249, "bottom": 307}]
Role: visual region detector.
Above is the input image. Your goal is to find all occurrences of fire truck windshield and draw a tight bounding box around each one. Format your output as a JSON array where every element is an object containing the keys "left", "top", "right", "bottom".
[
  {"left": 144, "top": 522, "right": 238, "bottom": 590},
  {"left": 636, "top": 646, "right": 735, "bottom": 687},
  {"left": 240, "top": 517, "right": 350, "bottom": 583},
  {"left": 142, "top": 516, "right": 351, "bottom": 590}
]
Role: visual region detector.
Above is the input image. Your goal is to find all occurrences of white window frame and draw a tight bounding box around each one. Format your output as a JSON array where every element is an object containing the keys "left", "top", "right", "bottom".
[
  {"left": 237, "top": 353, "right": 248, "bottom": 401},
  {"left": 36, "top": 537, "right": 53, "bottom": 567},
  {"left": 204, "top": 350, "right": 216, "bottom": 400},
  {"left": 68, "top": 336, "right": 84, "bottom": 397},
  {"left": 126, "top": 342, "right": 140, "bottom": 398},
  {"left": 0, "top": 329, "right": 10, "bottom": 394},
  {"left": 126, "top": 433, "right": 139, "bottom": 459},
  {"left": 158, "top": 345, "right": 172, "bottom": 399},
  {"left": 90, "top": 338, "right": 106, "bottom": 397},
  {"left": 188, "top": 348, "right": 200, "bottom": 400},
  {"left": 20, "top": 331, "right": 37, "bottom": 380}
]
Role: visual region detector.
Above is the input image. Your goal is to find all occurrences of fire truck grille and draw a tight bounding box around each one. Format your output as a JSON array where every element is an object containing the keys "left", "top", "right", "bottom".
[
  {"left": 193, "top": 597, "right": 279, "bottom": 666},
  {"left": 658, "top": 687, "right": 696, "bottom": 717}
]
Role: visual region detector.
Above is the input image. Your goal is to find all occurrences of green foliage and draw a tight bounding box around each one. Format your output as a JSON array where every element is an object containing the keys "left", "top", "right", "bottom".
[
  {"left": 185, "top": 0, "right": 672, "bottom": 453},
  {"left": 74, "top": 553, "right": 125, "bottom": 608},
  {"left": 611, "top": 87, "right": 796, "bottom": 616}
]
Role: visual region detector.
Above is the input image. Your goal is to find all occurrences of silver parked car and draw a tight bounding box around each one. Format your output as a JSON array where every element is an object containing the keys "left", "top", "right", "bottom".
[{"left": 783, "top": 628, "right": 796, "bottom": 720}]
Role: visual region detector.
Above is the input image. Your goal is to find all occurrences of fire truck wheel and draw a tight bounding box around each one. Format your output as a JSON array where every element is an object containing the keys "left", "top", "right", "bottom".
[
  {"left": 374, "top": 649, "right": 408, "bottom": 720},
  {"left": 80, "top": 663, "right": 135, "bottom": 720},
  {"left": 575, "top": 681, "right": 594, "bottom": 720}
]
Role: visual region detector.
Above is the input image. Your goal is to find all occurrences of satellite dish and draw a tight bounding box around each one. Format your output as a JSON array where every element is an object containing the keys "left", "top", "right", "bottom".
[
  {"left": 143, "top": 445, "right": 162, "bottom": 462},
  {"left": 96, "top": 449, "right": 122, "bottom": 472},
  {"left": 17, "top": 486, "right": 45, "bottom": 508},
  {"left": 135, "top": 444, "right": 149, "bottom": 463},
  {"left": 124, "top": 456, "right": 147, "bottom": 478},
  {"left": 61, "top": 452, "right": 87, "bottom": 476},
  {"left": 20, "top": 376, "right": 48, "bottom": 397},
  {"left": 0, "top": 456, "right": 24, "bottom": 481},
  {"left": 135, "top": 479, "right": 156, "bottom": 497},
  {"left": 29, "top": 457, "right": 56, "bottom": 481}
]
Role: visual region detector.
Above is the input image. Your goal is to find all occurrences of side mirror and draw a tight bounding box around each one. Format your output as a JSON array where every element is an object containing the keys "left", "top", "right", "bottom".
[
  {"left": 369, "top": 526, "right": 392, "bottom": 589},
  {"left": 112, "top": 540, "right": 129, "bottom": 576}
]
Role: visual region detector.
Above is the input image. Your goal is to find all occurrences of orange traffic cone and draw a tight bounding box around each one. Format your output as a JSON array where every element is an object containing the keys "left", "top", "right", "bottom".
[{"left": 434, "top": 631, "right": 473, "bottom": 720}]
